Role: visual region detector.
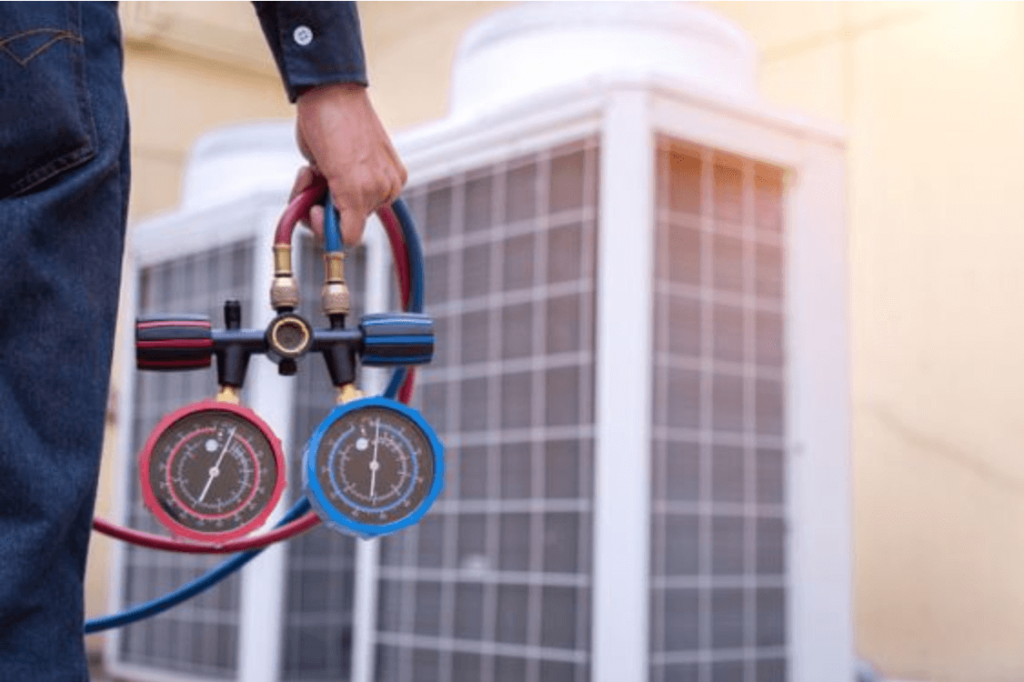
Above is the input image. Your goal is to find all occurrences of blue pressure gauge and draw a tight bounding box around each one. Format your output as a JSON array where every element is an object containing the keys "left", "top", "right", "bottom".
[{"left": 304, "top": 396, "right": 444, "bottom": 538}]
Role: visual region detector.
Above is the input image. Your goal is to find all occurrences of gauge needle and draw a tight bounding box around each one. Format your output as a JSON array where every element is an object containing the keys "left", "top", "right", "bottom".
[
  {"left": 368, "top": 418, "right": 381, "bottom": 501},
  {"left": 199, "top": 426, "right": 236, "bottom": 503}
]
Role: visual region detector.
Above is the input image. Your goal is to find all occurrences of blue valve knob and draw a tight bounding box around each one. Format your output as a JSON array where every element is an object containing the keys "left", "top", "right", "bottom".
[{"left": 359, "top": 313, "right": 434, "bottom": 366}]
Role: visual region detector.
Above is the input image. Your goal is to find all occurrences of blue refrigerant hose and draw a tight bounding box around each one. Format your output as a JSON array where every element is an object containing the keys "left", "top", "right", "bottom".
[
  {"left": 85, "top": 500, "right": 314, "bottom": 633},
  {"left": 324, "top": 192, "right": 345, "bottom": 254},
  {"left": 383, "top": 199, "right": 424, "bottom": 399},
  {"left": 85, "top": 197, "right": 425, "bottom": 633}
]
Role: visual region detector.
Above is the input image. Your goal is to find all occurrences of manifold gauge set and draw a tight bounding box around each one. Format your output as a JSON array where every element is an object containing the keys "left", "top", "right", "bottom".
[{"left": 133, "top": 182, "right": 443, "bottom": 543}]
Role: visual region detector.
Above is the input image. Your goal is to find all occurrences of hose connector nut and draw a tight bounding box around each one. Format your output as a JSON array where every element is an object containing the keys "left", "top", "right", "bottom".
[
  {"left": 321, "top": 282, "right": 350, "bottom": 316},
  {"left": 270, "top": 274, "right": 300, "bottom": 311}
]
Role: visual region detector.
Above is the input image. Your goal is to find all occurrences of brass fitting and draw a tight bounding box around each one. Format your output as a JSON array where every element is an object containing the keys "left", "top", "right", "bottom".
[
  {"left": 270, "top": 244, "right": 299, "bottom": 309},
  {"left": 267, "top": 313, "right": 313, "bottom": 359},
  {"left": 321, "top": 251, "right": 350, "bottom": 316},
  {"left": 336, "top": 383, "right": 363, "bottom": 405},
  {"left": 273, "top": 244, "right": 292, "bottom": 276},
  {"left": 216, "top": 385, "right": 241, "bottom": 404}
]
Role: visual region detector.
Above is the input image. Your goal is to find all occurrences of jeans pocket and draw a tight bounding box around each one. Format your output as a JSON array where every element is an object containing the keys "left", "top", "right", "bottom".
[{"left": 0, "top": 1, "right": 96, "bottom": 198}]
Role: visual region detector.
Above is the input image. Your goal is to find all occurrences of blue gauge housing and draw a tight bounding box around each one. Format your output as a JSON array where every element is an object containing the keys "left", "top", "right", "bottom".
[{"left": 304, "top": 396, "right": 444, "bottom": 539}]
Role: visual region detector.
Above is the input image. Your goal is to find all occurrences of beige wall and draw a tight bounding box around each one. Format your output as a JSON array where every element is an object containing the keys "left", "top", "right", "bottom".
[
  {"left": 708, "top": 2, "right": 1024, "bottom": 675},
  {"left": 709, "top": 3, "right": 1024, "bottom": 680},
  {"left": 120, "top": 1, "right": 293, "bottom": 218},
  {"left": 88, "top": 2, "right": 1024, "bottom": 680}
]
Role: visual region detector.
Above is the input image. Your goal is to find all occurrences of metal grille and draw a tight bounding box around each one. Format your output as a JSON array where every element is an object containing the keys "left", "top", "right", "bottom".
[
  {"left": 280, "top": 236, "right": 367, "bottom": 681},
  {"left": 374, "top": 137, "right": 600, "bottom": 682},
  {"left": 120, "top": 241, "right": 254, "bottom": 678},
  {"left": 649, "top": 139, "right": 788, "bottom": 682}
]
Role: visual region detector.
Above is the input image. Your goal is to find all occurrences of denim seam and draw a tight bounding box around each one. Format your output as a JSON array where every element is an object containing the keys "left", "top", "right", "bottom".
[
  {"left": 0, "top": 29, "right": 82, "bottom": 67},
  {"left": 8, "top": 147, "right": 96, "bottom": 198}
]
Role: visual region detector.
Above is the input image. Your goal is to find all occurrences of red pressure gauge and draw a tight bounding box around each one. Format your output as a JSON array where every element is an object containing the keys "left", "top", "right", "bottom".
[{"left": 139, "top": 400, "right": 286, "bottom": 543}]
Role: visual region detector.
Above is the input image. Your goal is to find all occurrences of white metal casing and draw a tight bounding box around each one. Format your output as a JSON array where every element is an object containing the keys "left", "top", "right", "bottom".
[{"left": 394, "top": 73, "right": 849, "bottom": 682}]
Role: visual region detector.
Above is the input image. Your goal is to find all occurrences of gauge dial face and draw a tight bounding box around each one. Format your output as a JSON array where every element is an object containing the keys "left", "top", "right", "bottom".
[
  {"left": 309, "top": 403, "right": 439, "bottom": 532},
  {"left": 140, "top": 403, "right": 284, "bottom": 541}
]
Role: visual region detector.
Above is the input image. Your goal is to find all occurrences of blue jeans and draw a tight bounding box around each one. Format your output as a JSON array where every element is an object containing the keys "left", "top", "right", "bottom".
[{"left": 0, "top": 3, "right": 129, "bottom": 680}]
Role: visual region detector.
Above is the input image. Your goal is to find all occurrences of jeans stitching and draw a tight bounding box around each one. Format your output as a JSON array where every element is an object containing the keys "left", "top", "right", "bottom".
[
  {"left": 0, "top": 29, "right": 82, "bottom": 67},
  {"left": 7, "top": 146, "right": 95, "bottom": 198}
]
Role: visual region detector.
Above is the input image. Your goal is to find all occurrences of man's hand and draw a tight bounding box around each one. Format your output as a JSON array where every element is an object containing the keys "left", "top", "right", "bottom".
[{"left": 293, "top": 82, "right": 407, "bottom": 245}]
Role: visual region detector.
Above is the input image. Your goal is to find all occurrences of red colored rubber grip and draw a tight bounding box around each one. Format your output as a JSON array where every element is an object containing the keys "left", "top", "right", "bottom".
[{"left": 136, "top": 316, "right": 214, "bottom": 370}]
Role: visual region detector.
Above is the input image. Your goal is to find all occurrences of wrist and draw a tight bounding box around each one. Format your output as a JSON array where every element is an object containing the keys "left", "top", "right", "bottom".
[{"left": 296, "top": 81, "right": 367, "bottom": 103}]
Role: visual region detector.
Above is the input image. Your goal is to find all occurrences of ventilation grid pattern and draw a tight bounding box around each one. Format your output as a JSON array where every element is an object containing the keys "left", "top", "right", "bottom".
[
  {"left": 649, "top": 139, "right": 788, "bottom": 682},
  {"left": 374, "top": 137, "right": 600, "bottom": 682}
]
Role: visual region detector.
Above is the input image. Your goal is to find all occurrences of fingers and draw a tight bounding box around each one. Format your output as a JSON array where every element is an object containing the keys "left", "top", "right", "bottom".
[
  {"left": 338, "top": 206, "right": 365, "bottom": 247},
  {"left": 287, "top": 163, "right": 404, "bottom": 248},
  {"left": 326, "top": 181, "right": 373, "bottom": 247},
  {"left": 325, "top": 160, "right": 406, "bottom": 246},
  {"left": 308, "top": 205, "right": 325, "bottom": 242},
  {"left": 295, "top": 83, "right": 408, "bottom": 248}
]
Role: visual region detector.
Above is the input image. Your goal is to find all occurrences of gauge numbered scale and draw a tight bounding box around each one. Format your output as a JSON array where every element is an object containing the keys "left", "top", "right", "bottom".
[
  {"left": 139, "top": 400, "right": 286, "bottom": 542},
  {"left": 304, "top": 396, "right": 444, "bottom": 539}
]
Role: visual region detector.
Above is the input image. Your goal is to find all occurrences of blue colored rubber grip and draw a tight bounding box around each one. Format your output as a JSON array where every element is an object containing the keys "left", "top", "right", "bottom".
[{"left": 360, "top": 312, "right": 434, "bottom": 366}]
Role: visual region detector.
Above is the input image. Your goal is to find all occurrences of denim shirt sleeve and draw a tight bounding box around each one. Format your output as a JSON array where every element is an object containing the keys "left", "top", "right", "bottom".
[{"left": 252, "top": 1, "right": 367, "bottom": 103}]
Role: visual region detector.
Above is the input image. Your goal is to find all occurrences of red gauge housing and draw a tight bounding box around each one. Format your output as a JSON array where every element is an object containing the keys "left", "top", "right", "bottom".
[{"left": 139, "top": 400, "right": 286, "bottom": 543}]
